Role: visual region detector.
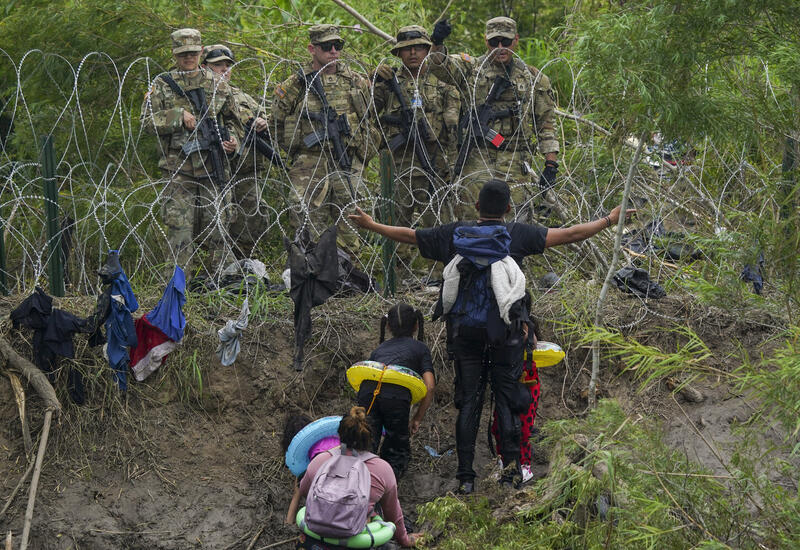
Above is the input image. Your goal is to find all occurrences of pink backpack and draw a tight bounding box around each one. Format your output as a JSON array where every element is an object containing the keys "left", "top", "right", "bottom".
[{"left": 304, "top": 446, "right": 375, "bottom": 537}]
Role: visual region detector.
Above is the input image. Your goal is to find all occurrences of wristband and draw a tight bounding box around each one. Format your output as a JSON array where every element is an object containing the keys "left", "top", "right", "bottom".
[{"left": 604, "top": 216, "right": 612, "bottom": 228}]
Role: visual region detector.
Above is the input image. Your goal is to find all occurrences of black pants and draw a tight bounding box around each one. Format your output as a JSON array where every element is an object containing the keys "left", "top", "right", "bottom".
[
  {"left": 356, "top": 393, "right": 411, "bottom": 477},
  {"left": 453, "top": 327, "right": 524, "bottom": 481}
]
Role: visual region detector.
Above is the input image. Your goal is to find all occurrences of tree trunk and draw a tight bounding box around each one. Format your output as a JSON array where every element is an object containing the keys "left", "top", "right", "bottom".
[{"left": 589, "top": 132, "right": 647, "bottom": 408}]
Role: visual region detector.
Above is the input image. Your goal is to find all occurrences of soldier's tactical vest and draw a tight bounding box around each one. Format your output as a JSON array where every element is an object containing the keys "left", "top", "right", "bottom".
[
  {"left": 471, "top": 56, "right": 533, "bottom": 146},
  {"left": 285, "top": 68, "right": 369, "bottom": 158},
  {"left": 383, "top": 72, "right": 449, "bottom": 143},
  {"left": 160, "top": 69, "right": 233, "bottom": 175}
]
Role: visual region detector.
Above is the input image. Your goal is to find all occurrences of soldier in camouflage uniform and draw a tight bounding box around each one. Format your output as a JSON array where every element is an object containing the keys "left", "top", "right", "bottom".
[
  {"left": 372, "top": 25, "right": 460, "bottom": 278},
  {"left": 373, "top": 25, "right": 460, "bottom": 228},
  {"left": 428, "top": 17, "right": 560, "bottom": 221},
  {"left": 272, "top": 24, "right": 373, "bottom": 251},
  {"left": 140, "top": 29, "right": 241, "bottom": 274},
  {"left": 201, "top": 44, "right": 274, "bottom": 255}
]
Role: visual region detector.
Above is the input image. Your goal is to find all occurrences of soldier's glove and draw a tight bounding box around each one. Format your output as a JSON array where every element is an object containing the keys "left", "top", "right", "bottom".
[
  {"left": 431, "top": 19, "right": 452, "bottom": 45},
  {"left": 538, "top": 160, "right": 558, "bottom": 190},
  {"left": 372, "top": 64, "right": 395, "bottom": 83}
]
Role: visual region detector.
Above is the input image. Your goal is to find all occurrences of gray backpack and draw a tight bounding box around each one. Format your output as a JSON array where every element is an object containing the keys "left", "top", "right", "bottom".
[{"left": 304, "top": 446, "right": 375, "bottom": 538}]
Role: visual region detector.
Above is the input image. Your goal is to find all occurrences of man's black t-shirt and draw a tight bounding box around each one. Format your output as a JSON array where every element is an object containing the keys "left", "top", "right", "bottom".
[
  {"left": 358, "top": 336, "right": 434, "bottom": 402},
  {"left": 415, "top": 220, "right": 548, "bottom": 265}
]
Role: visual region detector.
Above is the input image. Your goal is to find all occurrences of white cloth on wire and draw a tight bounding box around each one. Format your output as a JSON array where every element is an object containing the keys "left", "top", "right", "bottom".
[{"left": 216, "top": 298, "right": 250, "bottom": 366}]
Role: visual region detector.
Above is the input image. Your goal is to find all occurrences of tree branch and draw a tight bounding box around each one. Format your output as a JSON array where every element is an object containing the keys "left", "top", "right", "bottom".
[{"left": 329, "top": 0, "right": 395, "bottom": 43}]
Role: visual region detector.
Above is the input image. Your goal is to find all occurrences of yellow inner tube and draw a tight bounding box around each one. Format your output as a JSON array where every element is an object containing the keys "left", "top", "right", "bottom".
[
  {"left": 346, "top": 361, "right": 427, "bottom": 405},
  {"left": 526, "top": 341, "right": 566, "bottom": 368}
]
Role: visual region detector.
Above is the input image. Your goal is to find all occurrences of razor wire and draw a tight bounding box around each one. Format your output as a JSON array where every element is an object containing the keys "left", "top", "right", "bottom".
[{"left": 0, "top": 47, "right": 782, "bottom": 328}]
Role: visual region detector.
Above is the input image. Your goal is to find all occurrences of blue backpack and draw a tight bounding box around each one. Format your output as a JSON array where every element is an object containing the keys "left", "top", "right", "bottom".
[{"left": 449, "top": 224, "right": 512, "bottom": 329}]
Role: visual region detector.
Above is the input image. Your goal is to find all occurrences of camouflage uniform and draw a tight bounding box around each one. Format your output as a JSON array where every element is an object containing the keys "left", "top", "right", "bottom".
[
  {"left": 429, "top": 17, "right": 559, "bottom": 220},
  {"left": 372, "top": 26, "right": 461, "bottom": 229},
  {"left": 202, "top": 44, "right": 273, "bottom": 253},
  {"left": 140, "top": 29, "right": 240, "bottom": 272},
  {"left": 272, "top": 25, "right": 373, "bottom": 250}
]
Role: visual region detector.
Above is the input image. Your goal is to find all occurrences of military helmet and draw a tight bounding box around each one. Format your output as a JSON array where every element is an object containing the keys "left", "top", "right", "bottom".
[
  {"left": 390, "top": 25, "right": 433, "bottom": 56},
  {"left": 171, "top": 28, "right": 202, "bottom": 54},
  {"left": 308, "top": 24, "right": 342, "bottom": 44},
  {"left": 202, "top": 44, "right": 235, "bottom": 64},
  {"left": 485, "top": 17, "right": 517, "bottom": 39}
]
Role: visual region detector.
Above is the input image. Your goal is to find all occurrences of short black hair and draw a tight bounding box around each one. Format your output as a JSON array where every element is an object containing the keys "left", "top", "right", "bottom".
[
  {"left": 281, "top": 413, "right": 313, "bottom": 454},
  {"left": 478, "top": 179, "right": 511, "bottom": 217}
]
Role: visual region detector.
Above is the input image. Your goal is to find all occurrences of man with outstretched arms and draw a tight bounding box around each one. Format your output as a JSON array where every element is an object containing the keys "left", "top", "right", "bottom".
[
  {"left": 428, "top": 17, "right": 560, "bottom": 221},
  {"left": 272, "top": 24, "right": 373, "bottom": 251},
  {"left": 349, "top": 180, "right": 634, "bottom": 494},
  {"left": 201, "top": 44, "right": 278, "bottom": 255},
  {"left": 140, "top": 28, "right": 241, "bottom": 273}
]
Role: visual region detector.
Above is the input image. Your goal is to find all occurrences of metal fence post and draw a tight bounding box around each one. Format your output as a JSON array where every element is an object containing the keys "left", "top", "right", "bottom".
[
  {"left": 39, "top": 135, "right": 65, "bottom": 297},
  {"left": 0, "top": 218, "right": 7, "bottom": 295},
  {"left": 379, "top": 151, "right": 396, "bottom": 296}
]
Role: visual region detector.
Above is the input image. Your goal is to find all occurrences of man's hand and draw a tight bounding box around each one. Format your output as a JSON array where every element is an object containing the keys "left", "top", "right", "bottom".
[
  {"left": 348, "top": 207, "right": 374, "bottom": 229},
  {"left": 253, "top": 117, "right": 268, "bottom": 132},
  {"left": 372, "top": 64, "right": 394, "bottom": 83},
  {"left": 410, "top": 418, "right": 422, "bottom": 435},
  {"left": 183, "top": 109, "right": 196, "bottom": 130},
  {"left": 431, "top": 19, "right": 452, "bottom": 46},
  {"left": 608, "top": 205, "right": 637, "bottom": 225},
  {"left": 538, "top": 160, "right": 558, "bottom": 190},
  {"left": 222, "top": 136, "right": 237, "bottom": 153}
]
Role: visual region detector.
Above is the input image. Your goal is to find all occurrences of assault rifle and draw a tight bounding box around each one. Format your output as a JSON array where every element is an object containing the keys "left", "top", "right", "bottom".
[
  {"left": 159, "top": 75, "right": 231, "bottom": 188},
  {"left": 299, "top": 70, "right": 355, "bottom": 198},
  {"left": 239, "top": 118, "right": 286, "bottom": 169},
  {"left": 379, "top": 73, "right": 436, "bottom": 180},
  {"left": 451, "top": 75, "right": 516, "bottom": 183}
]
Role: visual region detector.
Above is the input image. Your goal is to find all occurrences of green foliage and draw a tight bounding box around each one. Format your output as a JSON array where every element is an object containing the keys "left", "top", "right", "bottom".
[
  {"left": 418, "top": 400, "right": 800, "bottom": 549},
  {"left": 736, "top": 326, "right": 800, "bottom": 438},
  {"left": 577, "top": 324, "right": 717, "bottom": 391}
]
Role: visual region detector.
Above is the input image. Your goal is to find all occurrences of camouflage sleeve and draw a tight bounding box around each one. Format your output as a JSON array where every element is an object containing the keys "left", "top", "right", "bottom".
[
  {"left": 219, "top": 85, "right": 244, "bottom": 143},
  {"left": 530, "top": 68, "right": 559, "bottom": 155},
  {"left": 351, "top": 73, "right": 379, "bottom": 163},
  {"left": 271, "top": 75, "right": 302, "bottom": 150},
  {"left": 139, "top": 80, "right": 184, "bottom": 136},
  {"left": 427, "top": 48, "right": 474, "bottom": 92},
  {"left": 371, "top": 79, "right": 389, "bottom": 115},
  {"left": 440, "top": 84, "right": 461, "bottom": 150}
]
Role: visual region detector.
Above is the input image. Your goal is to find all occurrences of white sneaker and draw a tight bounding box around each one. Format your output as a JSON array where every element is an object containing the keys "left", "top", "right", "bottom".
[{"left": 521, "top": 465, "right": 533, "bottom": 483}]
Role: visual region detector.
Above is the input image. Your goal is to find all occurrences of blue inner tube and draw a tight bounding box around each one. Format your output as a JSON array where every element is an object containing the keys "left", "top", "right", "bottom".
[
  {"left": 285, "top": 416, "right": 342, "bottom": 477},
  {"left": 296, "top": 506, "right": 396, "bottom": 548}
]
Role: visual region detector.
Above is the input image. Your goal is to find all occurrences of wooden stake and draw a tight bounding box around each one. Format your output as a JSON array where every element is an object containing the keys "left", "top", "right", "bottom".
[
  {"left": 0, "top": 459, "right": 34, "bottom": 519},
  {"left": 19, "top": 409, "right": 53, "bottom": 550}
]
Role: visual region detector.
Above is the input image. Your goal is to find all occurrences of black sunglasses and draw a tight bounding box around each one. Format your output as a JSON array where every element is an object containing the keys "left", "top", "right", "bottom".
[
  {"left": 396, "top": 30, "right": 425, "bottom": 42},
  {"left": 204, "top": 48, "right": 234, "bottom": 62},
  {"left": 315, "top": 40, "right": 345, "bottom": 52},
  {"left": 488, "top": 36, "right": 513, "bottom": 48}
]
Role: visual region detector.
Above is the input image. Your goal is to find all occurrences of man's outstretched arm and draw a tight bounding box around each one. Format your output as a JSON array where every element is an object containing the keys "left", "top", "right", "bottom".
[
  {"left": 545, "top": 205, "right": 636, "bottom": 248},
  {"left": 348, "top": 207, "right": 418, "bottom": 245}
]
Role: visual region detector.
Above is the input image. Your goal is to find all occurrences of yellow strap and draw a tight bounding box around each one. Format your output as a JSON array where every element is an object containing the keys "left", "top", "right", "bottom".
[{"left": 366, "top": 366, "right": 388, "bottom": 415}]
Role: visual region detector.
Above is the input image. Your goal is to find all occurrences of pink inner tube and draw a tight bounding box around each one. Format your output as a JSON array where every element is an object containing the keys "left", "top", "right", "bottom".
[{"left": 308, "top": 435, "right": 340, "bottom": 460}]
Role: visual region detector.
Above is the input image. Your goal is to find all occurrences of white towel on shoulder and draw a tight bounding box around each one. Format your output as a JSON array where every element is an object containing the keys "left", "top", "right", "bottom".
[
  {"left": 491, "top": 257, "right": 526, "bottom": 324},
  {"left": 440, "top": 255, "right": 526, "bottom": 325}
]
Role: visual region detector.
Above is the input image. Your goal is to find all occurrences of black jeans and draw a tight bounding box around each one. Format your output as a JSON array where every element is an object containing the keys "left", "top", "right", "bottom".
[
  {"left": 356, "top": 393, "right": 411, "bottom": 477},
  {"left": 453, "top": 326, "right": 524, "bottom": 481}
]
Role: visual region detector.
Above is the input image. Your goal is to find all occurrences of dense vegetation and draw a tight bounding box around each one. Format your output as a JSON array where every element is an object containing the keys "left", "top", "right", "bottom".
[{"left": 2, "top": 1, "right": 799, "bottom": 548}]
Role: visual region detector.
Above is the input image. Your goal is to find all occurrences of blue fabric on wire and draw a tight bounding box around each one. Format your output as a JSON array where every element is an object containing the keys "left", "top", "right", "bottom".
[
  {"left": 145, "top": 266, "right": 186, "bottom": 342},
  {"left": 105, "top": 265, "right": 139, "bottom": 391}
]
